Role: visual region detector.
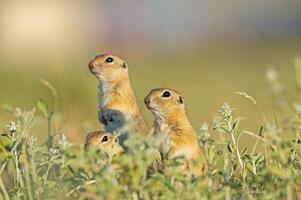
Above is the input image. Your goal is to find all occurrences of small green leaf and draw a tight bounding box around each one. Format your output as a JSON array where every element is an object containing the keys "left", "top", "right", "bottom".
[
  {"left": 241, "top": 147, "right": 248, "bottom": 156},
  {"left": 2, "top": 104, "right": 14, "bottom": 113},
  {"left": 37, "top": 99, "right": 49, "bottom": 117},
  {"left": 258, "top": 126, "right": 264, "bottom": 137},
  {"left": 227, "top": 142, "right": 233, "bottom": 153}
]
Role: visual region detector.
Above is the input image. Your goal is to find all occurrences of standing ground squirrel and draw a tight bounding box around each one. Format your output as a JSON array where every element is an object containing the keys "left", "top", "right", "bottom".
[
  {"left": 88, "top": 54, "right": 149, "bottom": 137},
  {"left": 85, "top": 131, "right": 124, "bottom": 156},
  {"left": 144, "top": 88, "right": 207, "bottom": 176}
]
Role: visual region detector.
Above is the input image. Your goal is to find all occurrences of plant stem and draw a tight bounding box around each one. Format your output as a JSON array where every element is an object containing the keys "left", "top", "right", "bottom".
[
  {"left": 229, "top": 132, "right": 243, "bottom": 171},
  {"left": 0, "top": 160, "right": 8, "bottom": 175},
  {"left": 227, "top": 121, "right": 244, "bottom": 174},
  {"left": 0, "top": 176, "right": 10, "bottom": 200},
  {"left": 47, "top": 112, "right": 54, "bottom": 149}
]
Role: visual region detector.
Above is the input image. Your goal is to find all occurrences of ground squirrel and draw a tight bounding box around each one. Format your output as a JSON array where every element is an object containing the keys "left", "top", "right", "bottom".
[
  {"left": 88, "top": 54, "right": 149, "bottom": 138},
  {"left": 85, "top": 131, "right": 124, "bottom": 156},
  {"left": 144, "top": 88, "right": 207, "bottom": 176}
]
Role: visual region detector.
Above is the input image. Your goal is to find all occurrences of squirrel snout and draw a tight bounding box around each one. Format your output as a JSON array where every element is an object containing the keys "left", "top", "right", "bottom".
[
  {"left": 144, "top": 96, "right": 150, "bottom": 105},
  {"left": 88, "top": 61, "right": 95, "bottom": 70},
  {"left": 144, "top": 96, "right": 152, "bottom": 109}
]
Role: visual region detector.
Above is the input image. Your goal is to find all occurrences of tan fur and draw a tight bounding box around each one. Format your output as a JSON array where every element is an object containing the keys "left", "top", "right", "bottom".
[
  {"left": 85, "top": 131, "right": 124, "bottom": 155},
  {"left": 144, "top": 88, "right": 207, "bottom": 176},
  {"left": 88, "top": 54, "right": 148, "bottom": 135}
]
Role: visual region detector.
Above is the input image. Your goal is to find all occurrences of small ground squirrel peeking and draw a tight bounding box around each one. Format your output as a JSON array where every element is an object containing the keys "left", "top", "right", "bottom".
[
  {"left": 144, "top": 88, "right": 207, "bottom": 176},
  {"left": 88, "top": 54, "right": 149, "bottom": 138},
  {"left": 85, "top": 131, "right": 124, "bottom": 156}
]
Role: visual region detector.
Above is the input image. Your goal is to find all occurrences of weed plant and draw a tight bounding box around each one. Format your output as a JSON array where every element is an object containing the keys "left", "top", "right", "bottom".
[{"left": 0, "top": 60, "right": 301, "bottom": 199}]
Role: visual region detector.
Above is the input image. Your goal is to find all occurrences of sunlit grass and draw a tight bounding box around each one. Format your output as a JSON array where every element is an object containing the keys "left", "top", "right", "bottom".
[{"left": 0, "top": 58, "right": 301, "bottom": 199}]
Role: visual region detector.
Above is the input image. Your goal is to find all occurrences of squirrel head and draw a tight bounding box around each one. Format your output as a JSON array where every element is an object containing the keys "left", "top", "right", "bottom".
[
  {"left": 84, "top": 131, "right": 124, "bottom": 155},
  {"left": 88, "top": 54, "right": 129, "bottom": 82},
  {"left": 144, "top": 88, "right": 185, "bottom": 118}
]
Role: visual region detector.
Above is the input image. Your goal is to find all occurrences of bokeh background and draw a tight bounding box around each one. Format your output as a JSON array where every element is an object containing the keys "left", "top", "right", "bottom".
[{"left": 0, "top": 1, "right": 301, "bottom": 143}]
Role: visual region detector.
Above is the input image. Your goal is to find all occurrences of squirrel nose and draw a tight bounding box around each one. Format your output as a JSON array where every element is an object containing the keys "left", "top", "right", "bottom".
[
  {"left": 84, "top": 143, "right": 89, "bottom": 151},
  {"left": 144, "top": 96, "right": 150, "bottom": 105},
  {"left": 88, "top": 61, "right": 95, "bottom": 70}
]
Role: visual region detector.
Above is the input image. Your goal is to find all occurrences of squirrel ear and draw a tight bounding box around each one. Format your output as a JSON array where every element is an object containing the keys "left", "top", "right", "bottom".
[
  {"left": 122, "top": 62, "right": 127, "bottom": 68},
  {"left": 178, "top": 96, "right": 184, "bottom": 104}
]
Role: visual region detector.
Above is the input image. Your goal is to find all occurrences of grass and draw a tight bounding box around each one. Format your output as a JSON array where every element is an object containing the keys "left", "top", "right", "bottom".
[{"left": 0, "top": 58, "right": 301, "bottom": 199}]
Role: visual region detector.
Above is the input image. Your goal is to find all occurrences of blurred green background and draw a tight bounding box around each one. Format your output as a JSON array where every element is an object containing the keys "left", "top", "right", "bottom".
[{"left": 0, "top": 1, "right": 301, "bottom": 143}]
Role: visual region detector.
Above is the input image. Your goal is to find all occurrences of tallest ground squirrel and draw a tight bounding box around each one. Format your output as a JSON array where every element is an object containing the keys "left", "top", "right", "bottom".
[{"left": 88, "top": 54, "right": 149, "bottom": 136}]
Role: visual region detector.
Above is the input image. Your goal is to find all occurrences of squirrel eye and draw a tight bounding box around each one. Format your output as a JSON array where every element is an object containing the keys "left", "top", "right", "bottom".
[
  {"left": 162, "top": 91, "right": 171, "bottom": 98},
  {"left": 101, "top": 135, "right": 109, "bottom": 143},
  {"left": 105, "top": 57, "right": 114, "bottom": 63}
]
